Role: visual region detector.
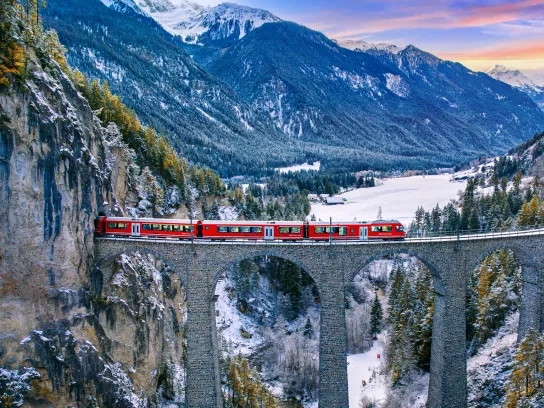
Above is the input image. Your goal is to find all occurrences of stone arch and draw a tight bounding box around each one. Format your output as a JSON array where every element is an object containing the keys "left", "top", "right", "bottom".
[
  {"left": 468, "top": 241, "right": 541, "bottom": 339},
  {"left": 210, "top": 249, "right": 320, "bottom": 299},
  {"left": 208, "top": 249, "right": 323, "bottom": 407},
  {"left": 346, "top": 247, "right": 444, "bottom": 295},
  {"left": 471, "top": 242, "right": 537, "bottom": 273},
  {"left": 344, "top": 247, "right": 445, "bottom": 407}
]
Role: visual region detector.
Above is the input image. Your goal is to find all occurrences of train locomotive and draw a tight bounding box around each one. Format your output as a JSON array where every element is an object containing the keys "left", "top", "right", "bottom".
[{"left": 94, "top": 217, "right": 405, "bottom": 241}]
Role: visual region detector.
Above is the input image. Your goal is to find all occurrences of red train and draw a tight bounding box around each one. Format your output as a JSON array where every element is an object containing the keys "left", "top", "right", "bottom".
[{"left": 94, "top": 217, "right": 405, "bottom": 241}]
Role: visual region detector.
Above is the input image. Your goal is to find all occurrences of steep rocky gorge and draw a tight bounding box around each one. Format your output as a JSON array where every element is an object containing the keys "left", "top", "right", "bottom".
[{"left": 0, "top": 51, "right": 186, "bottom": 406}]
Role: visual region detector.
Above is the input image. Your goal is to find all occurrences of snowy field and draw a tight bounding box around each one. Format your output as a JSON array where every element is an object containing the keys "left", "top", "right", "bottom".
[
  {"left": 347, "top": 334, "right": 387, "bottom": 407},
  {"left": 310, "top": 174, "right": 466, "bottom": 225},
  {"left": 276, "top": 161, "right": 321, "bottom": 173}
]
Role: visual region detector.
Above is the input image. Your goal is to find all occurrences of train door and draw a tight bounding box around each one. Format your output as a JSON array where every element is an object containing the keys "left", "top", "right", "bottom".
[
  {"left": 359, "top": 226, "right": 368, "bottom": 241},
  {"left": 131, "top": 223, "right": 141, "bottom": 237},
  {"left": 264, "top": 226, "right": 274, "bottom": 241}
]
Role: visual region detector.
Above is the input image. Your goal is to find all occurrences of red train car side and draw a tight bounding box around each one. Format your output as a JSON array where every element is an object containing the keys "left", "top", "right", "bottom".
[
  {"left": 94, "top": 217, "right": 405, "bottom": 241},
  {"left": 200, "top": 221, "right": 304, "bottom": 240},
  {"left": 307, "top": 220, "right": 404, "bottom": 241}
]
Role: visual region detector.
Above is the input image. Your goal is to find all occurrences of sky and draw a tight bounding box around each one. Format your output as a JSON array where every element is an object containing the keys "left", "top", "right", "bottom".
[{"left": 223, "top": 0, "right": 544, "bottom": 81}]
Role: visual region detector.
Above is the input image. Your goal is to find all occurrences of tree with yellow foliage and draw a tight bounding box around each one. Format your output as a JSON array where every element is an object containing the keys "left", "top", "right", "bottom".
[
  {"left": 504, "top": 329, "right": 544, "bottom": 407},
  {"left": 0, "top": 0, "right": 25, "bottom": 87},
  {"left": 224, "top": 354, "right": 277, "bottom": 408}
]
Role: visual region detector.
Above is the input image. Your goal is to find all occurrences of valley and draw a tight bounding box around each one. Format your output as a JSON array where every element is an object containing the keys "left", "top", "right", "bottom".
[{"left": 1, "top": 1, "right": 544, "bottom": 408}]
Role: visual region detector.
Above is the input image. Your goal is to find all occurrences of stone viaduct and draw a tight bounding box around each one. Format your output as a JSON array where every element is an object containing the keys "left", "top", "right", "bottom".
[{"left": 94, "top": 231, "right": 544, "bottom": 408}]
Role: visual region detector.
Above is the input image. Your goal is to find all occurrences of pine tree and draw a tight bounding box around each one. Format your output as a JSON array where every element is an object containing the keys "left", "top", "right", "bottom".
[
  {"left": 303, "top": 317, "right": 314, "bottom": 339},
  {"left": 370, "top": 292, "right": 383, "bottom": 339},
  {"left": 505, "top": 329, "right": 544, "bottom": 407},
  {"left": 412, "top": 265, "right": 434, "bottom": 370}
]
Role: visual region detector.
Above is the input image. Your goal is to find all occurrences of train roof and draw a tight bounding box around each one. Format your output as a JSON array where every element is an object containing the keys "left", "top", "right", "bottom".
[
  {"left": 102, "top": 217, "right": 402, "bottom": 225},
  {"left": 202, "top": 220, "right": 304, "bottom": 225},
  {"left": 309, "top": 220, "right": 402, "bottom": 225},
  {"left": 105, "top": 217, "right": 193, "bottom": 223}
]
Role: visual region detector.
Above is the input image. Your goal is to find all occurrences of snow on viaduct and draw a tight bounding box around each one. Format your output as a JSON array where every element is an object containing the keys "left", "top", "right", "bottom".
[{"left": 94, "top": 232, "right": 544, "bottom": 408}]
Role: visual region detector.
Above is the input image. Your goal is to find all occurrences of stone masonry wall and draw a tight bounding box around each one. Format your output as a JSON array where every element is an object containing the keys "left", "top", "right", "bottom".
[{"left": 95, "top": 234, "right": 544, "bottom": 408}]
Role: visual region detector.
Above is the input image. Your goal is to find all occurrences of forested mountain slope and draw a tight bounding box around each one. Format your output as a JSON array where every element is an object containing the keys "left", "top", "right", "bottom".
[
  {"left": 43, "top": 0, "right": 306, "bottom": 177},
  {"left": 207, "top": 22, "right": 544, "bottom": 171},
  {"left": 487, "top": 65, "right": 544, "bottom": 110},
  {"left": 44, "top": 0, "right": 544, "bottom": 176}
]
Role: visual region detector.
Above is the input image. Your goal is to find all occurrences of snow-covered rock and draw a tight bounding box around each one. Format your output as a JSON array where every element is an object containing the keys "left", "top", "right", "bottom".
[
  {"left": 487, "top": 65, "right": 544, "bottom": 110},
  {"left": 337, "top": 39, "right": 405, "bottom": 54},
  {"left": 110, "top": 0, "right": 282, "bottom": 45}
]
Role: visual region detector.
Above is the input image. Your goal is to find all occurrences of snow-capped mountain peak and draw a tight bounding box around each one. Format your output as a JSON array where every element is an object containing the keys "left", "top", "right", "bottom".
[
  {"left": 487, "top": 65, "right": 544, "bottom": 110},
  {"left": 173, "top": 2, "right": 282, "bottom": 44},
  {"left": 487, "top": 65, "right": 541, "bottom": 91},
  {"left": 337, "top": 39, "right": 405, "bottom": 54},
  {"left": 104, "top": 0, "right": 283, "bottom": 45}
]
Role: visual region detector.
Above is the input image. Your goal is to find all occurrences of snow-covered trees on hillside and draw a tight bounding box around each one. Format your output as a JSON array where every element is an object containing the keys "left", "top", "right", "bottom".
[
  {"left": 386, "top": 260, "right": 434, "bottom": 385},
  {"left": 261, "top": 321, "right": 319, "bottom": 402},
  {"left": 223, "top": 354, "right": 278, "bottom": 408},
  {"left": 217, "top": 257, "right": 320, "bottom": 406},
  {"left": 504, "top": 329, "right": 544, "bottom": 407},
  {"left": 467, "top": 249, "right": 521, "bottom": 353}
]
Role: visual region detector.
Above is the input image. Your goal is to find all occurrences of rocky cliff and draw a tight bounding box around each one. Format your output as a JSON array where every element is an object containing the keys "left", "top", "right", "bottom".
[{"left": 0, "top": 49, "right": 186, "bottom": 407}]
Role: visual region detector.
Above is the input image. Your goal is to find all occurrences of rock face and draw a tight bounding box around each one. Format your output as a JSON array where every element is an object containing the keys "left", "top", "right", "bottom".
[{"left": 0, "top": 52, "right": 186, "bottom": 406}]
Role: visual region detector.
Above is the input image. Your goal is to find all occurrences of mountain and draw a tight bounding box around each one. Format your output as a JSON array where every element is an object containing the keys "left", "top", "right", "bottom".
[
  {"left": 508, "top": 130, "right": 544, "bottom": 177},
  {"left": 43, "top": 0, "right": 306, "bottom": 177},
  {"left": 337, "top": 39, "right": 404, "bottom": 55},
  {"left": 207, "top": 22, "right": 544, "bottom": 169},
  {"left": 44, "top": 0, "right": 544, "bottom": 174},
  {"left": 108, "top": 0, "right": 282, "bottom": 47},
  {"left": 487, "top": 65, "right": 544, "bottom": 110}
]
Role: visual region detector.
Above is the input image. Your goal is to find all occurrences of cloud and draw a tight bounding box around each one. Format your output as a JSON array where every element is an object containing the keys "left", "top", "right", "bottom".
[
  {"left": 482, "top": 19, "right": 544, "bottom": 37},
  {"left": 440, "top": 39, "right": 544, "bottom": 61},
  {"left": 310, "top": 0, "right": 544, "bottom": 38}
]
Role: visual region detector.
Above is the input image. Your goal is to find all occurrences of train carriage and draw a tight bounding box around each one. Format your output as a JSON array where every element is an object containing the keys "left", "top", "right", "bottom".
[
  {"left": 200, "top": 221, "right": 305, "bottom": 241},
  {"left": 307, "top": 220, "right": 404, "bottom": 241},
  {"left": 95, "top": 216, "right": 195, "bottom": 239}
]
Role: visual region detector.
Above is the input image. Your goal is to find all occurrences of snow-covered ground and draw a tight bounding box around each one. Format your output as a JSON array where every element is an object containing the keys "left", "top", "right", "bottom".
[
  {"left": 467, "top": 312, "right": 519, "bottom": 407},
  {"left": 215, "top": 277, "right": 264, "bottom": 356},
  {"left": 310, "top": 174, "right": 466, "bottom": 225},
  {"left": 276, "top": 161, "right": 321, "bottom": 173},
  {"left": 347, "top": 334, "right": 387, "bottom": 407}
]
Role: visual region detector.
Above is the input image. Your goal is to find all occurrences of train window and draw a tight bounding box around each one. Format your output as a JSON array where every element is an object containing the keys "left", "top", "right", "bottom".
[
  {"left": 400, "top": 226, "right": 404, "bottom": 231},
  {"left": 229, "top": 227, "right": 240, "bottom": 233},
  {"left": 107, "top": 222, "right": 127, "bottom": 229},
  {"left": 339, "top": 227, "right": 347, "bottom": 236},
  {"left": 240, "top": 227, "right": 251, "bottom": 233},
  {"left": 279, "top": 227, "right": 290, "bottom": 234},
  {"left": 153, "top": 224, "right": 161, "bottom": 231},
  {"left": 162, "top": 225, "right": 172, "bottom": 231},
  {"left": 314, "top": 227, "right": 325, "bottom": 233},
  {"left": 372, "top": 226, "right": 382, "bottom": 232},
  {"left": 218, "top": 226, "right": 228, "bottom": 233},
  {"left": 142, "top": 224, "right": 152, "bottom": 231},
  {"left": 383, "top": 226, "right": 392, "bottom": 232},
  {"left": 251, "top": 227, "right": 262, "bottom": 233},
  {"left": 291, "top": 227, "right": 301, "bottom": 234},
  {"left": 173, "top": 225, "right": 181, "bottom": 232}
]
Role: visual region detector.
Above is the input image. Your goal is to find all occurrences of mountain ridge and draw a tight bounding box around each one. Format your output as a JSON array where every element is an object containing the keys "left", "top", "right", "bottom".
[{"left": 487, "top": 65, "right": 544, "bottom": 110}]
